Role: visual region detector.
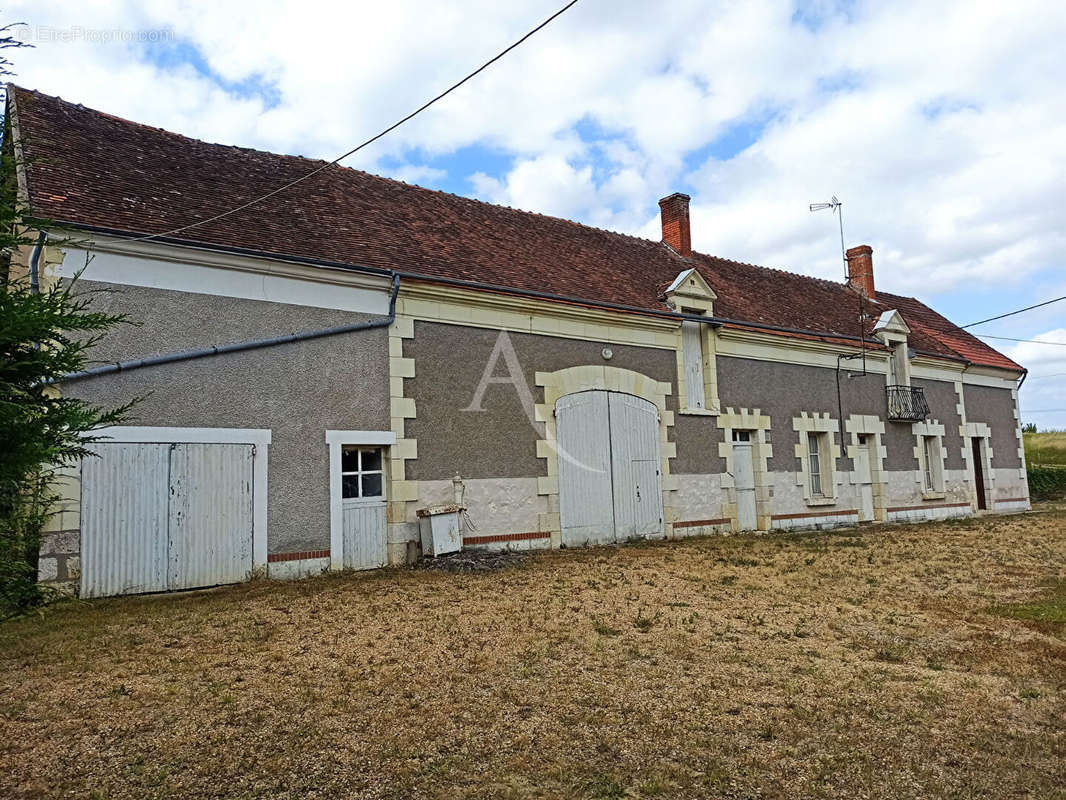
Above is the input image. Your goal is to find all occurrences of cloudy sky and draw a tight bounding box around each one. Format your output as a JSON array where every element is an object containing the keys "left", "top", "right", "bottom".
[{"left": 6, "top": 0, "right": 1066, "bottom": 427}]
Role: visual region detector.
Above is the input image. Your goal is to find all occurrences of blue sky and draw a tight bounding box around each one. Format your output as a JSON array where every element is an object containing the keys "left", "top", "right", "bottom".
[{"left": 8, "top": 0, "right": 1066, "bottom": 426}]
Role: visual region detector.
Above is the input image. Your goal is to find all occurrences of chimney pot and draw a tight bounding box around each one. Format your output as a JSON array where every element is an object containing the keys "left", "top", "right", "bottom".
[
  {"left": 659, "top": 192, "right": 692, "bottom": 258},
  {"left": 846, "top": 244, "right": 875, "bottom": 298}
]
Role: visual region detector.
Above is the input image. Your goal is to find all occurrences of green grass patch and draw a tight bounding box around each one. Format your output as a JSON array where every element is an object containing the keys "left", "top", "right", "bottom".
[{"left": 989, "top": 579, "right": 1066, "bottom": 635}]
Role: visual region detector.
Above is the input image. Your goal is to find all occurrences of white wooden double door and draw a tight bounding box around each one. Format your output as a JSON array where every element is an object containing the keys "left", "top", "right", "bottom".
[{"left": 556, "top": 391, "right": 664, "bottom": 547}]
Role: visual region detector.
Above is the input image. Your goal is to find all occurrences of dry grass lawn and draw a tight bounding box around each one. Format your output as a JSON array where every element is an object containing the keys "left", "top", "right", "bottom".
[{"left": 2, "top": 507, "right": 1065, "bottom": 799}]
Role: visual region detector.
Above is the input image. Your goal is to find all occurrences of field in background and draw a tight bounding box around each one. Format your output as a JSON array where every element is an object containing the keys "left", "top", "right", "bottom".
[
  {"left": 1024, "top": 433, "right": 1066, "bottom": 499},
  {"left": 2, "top": 509, "right": 1065, "bottom": 800},
  {"left": 1025, "top": 431, "right": 1066, "bottom": 466}
]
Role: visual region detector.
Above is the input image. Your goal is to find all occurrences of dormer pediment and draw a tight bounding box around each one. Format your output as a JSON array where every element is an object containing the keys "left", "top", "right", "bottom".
[
  {"left": 665, "top": 268, "right": 717, "bottom": 315},
  {"left": 872, "top": 309, "right": 910, "bottom": 344}
]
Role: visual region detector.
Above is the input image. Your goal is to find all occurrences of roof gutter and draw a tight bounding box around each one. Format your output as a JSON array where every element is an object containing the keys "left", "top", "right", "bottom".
[{"left": 59, "top": 273, "right": 401, "bottom": 383}]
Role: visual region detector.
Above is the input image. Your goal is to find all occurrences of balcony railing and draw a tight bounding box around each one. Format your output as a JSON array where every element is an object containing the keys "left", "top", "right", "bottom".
[{"left": 886, "top": 384, "right": 930, "bottom": 422}]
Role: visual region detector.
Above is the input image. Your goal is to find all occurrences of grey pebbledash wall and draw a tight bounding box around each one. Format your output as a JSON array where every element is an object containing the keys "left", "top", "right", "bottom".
[
  {"left": 403, "top": 321, "right": 678, "bottom": 481},
  {"left": 914, "top": 378, "right": 967, "bottom": 471},
  {"left": 403, "top": 326, "right": 978, "bottom": 484},
  {"left": 671, "top": 413, "right": 724, "bottom": 475},
  {"left": 64, "top": 281, "right": 390, "bottom": 553},
  {"left": 717, "top": 356, "right": 890, "bottom": 472},
  {"left": 964, "top": 384, "right": 1023, "bottom": 469},
  {"left": 65, "top": 282, "right": 1023, "bottom": 556}
]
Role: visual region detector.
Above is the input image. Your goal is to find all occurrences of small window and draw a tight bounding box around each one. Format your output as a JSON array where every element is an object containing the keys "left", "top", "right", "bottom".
[
  {"left": 341, "top": 446, "right": 385, "bottom": 500},
  {"left": 733, "top": 430, "right": 750, "bottom": 442},
  {"left": 808, "top": 432, "right": 824, "bottom": 497}
]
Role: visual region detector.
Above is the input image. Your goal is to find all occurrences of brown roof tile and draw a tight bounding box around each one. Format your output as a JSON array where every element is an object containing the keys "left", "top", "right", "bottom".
[{"left": 9, "top": 85, "right": 1021, "bottom": 372}]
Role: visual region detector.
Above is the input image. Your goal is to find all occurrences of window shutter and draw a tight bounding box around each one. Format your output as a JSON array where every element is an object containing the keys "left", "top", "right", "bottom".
[{"left": 681, "top": 321, "right": 705, "bottom": 410}]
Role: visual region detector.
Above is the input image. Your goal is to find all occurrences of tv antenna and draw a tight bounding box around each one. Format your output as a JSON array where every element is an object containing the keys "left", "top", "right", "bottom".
[
  {"left": 810, "top": 195, "right": 870, "bottom": 395},
  {"left": 809, "top": 196, "right": 847, "bottom": 281}
]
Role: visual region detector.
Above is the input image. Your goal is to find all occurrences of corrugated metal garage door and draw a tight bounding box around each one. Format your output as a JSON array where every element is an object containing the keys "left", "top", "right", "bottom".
[
  {"left": 557, "top": 391, "right": 663, "bottom": 547},
  {"left": 81, "top": 444, "right": 171, "bottom": 597},
  {"left": 167, "top": 444, "right": 253, "bottom": 589},
  {"left": 81, "top": 442, "right": 254, "bottom": 598}
]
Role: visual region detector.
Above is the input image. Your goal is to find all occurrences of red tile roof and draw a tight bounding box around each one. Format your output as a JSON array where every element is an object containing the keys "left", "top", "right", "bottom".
[{"left": 9, "top": 86, "right": 1021, "bottom": 372}]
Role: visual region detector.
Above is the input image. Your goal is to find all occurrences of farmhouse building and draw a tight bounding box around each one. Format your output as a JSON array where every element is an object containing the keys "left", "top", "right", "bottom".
[{"left": 6, "top": 86, "right": 1030, "bottom": 597}]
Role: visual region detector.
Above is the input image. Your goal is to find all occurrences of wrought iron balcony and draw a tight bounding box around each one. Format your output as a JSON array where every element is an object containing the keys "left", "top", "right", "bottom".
[{"left": 886, "top": 384, "right": 930, "bottom": 422}]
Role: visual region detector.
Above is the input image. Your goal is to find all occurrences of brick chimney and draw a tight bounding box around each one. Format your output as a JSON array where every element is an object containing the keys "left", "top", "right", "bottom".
[
  {"left": 846, "top": 244, "right": 875, "bottom": 298},
  {"left": 659, "top": 193, "right": 691, "bottom": 257}
]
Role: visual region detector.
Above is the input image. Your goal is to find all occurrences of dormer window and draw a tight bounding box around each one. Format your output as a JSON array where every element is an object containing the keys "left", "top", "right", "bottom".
[
  {"left": 664, "top": 268, "right": 717, "bottom": 317},
  {"left": 666, "top": 269, "right": 720, "bottom": 415},
  {"left": 872, "top": 309, "right": 912, "bottom": 387},
  {"left": 873, "top": 310, "right": 929, "bottom": 422}
]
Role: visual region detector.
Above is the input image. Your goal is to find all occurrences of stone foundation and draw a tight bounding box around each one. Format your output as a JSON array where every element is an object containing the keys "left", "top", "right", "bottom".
[
  {"left": 38, "top": 530, "right": 80, "bottom": 594},
  {"left": 37, "top": 465, "right": 82, "bottom": 594}
]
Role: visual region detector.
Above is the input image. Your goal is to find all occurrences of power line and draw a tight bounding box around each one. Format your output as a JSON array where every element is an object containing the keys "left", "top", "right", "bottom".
[
  {"left": 960, "top": 295, "right": 1066, "bottom": 329},
  {"left": 127, "top": 0, "right": 581, "bottom": 244},
  {"left": 1021, "top": 409, "right": 1066, "bottom": 413},
  {"left": 976, "top": 334, "right": 1066, "bottom": 347}
]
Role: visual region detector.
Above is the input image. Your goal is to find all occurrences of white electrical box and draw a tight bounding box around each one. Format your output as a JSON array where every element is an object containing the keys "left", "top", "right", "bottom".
[{"left": 416, "top": 504, "right": 463, "bottom": 557}]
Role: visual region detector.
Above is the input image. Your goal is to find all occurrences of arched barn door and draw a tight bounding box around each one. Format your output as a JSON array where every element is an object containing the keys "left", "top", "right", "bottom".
[{"left": 556, "top": 391, "right": 664, "bottom": 547}]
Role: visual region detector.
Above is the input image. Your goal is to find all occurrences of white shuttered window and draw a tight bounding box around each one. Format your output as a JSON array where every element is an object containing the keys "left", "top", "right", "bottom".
[{"left": 681, "top": 321, "right": 706, "bottom": 410}]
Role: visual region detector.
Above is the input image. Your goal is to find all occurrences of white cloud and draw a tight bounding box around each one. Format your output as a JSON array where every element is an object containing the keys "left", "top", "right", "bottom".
[
  {"left": 471, "top": 153, "right": 595, "bottom": 220},
  {"left": 1001, "top": 329, "right": 1066, "bottom": 430},
  {"left": 1003, "top": 330, "right": 1066, "bottom": 370},
  {"left": 390, "top": 164, "right": 447, "bottom": 186}
]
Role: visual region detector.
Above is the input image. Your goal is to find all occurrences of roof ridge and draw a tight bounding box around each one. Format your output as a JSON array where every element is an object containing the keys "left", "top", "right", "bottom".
[
  {"left": 14, "top": 84, "right": 872, "bottom": 291},
  {"left": 10, "top": 84, "right": 335, "bottom": 168},
  {"left": 337, "top": 162, "right": 665, "bottom": 247},
  {"left": 16, "top": 84, "right": 670, "bottom": 247},
  {"left": 705, "top": 252, "right": 864, "bottom": 293}
]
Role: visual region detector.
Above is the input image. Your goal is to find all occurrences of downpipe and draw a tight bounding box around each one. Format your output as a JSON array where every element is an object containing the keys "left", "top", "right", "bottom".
[{"left": 29, "top": 230, "right": 46, "bottom": 295}]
